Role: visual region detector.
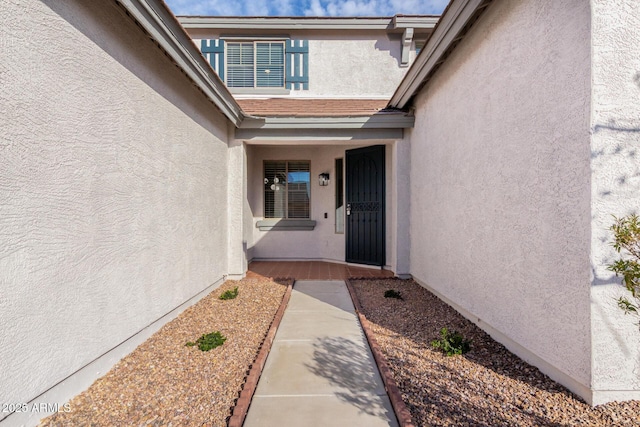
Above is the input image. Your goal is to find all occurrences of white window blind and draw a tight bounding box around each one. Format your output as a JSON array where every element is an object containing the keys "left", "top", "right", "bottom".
[
  {"left": 226, "top": 43, "right": 255, "bottom": 87},
  {"left": 256, "top": 42, "right": 285, "bottom": 88},
  {"left": 264, "top": 161, "right": 310, "bottom": 219},
  {"left": 226, "top": 41, "right": 285, "bottom": 88}
]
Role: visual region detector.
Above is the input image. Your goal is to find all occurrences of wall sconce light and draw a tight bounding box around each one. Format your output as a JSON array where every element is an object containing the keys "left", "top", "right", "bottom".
[{"left": 318, "top": 173, "right": 330, "bottom": 186}]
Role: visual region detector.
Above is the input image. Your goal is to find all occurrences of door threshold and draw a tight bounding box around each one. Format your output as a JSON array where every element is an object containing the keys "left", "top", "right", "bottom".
[{"left": 346, "top": 262, "right": 383, "bottom": 270}]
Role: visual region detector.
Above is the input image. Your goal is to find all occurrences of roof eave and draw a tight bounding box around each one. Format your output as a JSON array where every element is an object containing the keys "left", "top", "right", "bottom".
[
  {"left": 389, "top": 0, "right": 493, "bottom": 109},
  {"left": 177, "top": 15, "right": 437, "bottom": 33},
  {"left": 117, "top": 0, "right": 245, "bottom": 126},
  {"left": 238, "top": 113, "right": 415, "bottom": 130}
]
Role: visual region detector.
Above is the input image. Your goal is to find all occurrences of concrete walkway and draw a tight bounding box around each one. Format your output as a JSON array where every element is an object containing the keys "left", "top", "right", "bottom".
[{"left": 243, "top": 280, "right": 398, "bottom": 427}]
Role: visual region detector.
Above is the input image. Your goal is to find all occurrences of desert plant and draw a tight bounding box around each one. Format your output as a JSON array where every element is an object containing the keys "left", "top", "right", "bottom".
[
  {"left": 186, "top": 331, "right": 227, "bottom": 351},
  {"left": 219, "top": 286, "right": 239, "bottom": 300},
  {"left": 384, "top": 289, "right": 403, "bottom": 300},
  {"left": 431, "top": 327, "right": 471, "bottom": 356},
  {"left": 607, "top": 214, "right": 640, "bottom": 320}
]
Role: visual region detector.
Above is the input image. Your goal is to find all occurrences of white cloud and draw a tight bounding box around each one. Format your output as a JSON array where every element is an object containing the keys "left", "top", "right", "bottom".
[
  {"left": 306, "top": 0, "right": 328, "bottom": 16},
  {"left": 305, "top": 0, "right": 449, "bottom": 16},
  {"left": 165, "top": 0, "right": 244, "bottom": 15},
  {"left": 270, "top": 0, "right": 297, "bottom": 15},
  {"left": 165, "top": 0, "right": 448, "bottom": 17}
]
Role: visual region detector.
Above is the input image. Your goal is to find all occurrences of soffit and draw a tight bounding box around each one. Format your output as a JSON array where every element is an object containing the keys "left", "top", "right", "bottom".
[{"left": 237, "top": 98, "right": 390, "bottom": 117}]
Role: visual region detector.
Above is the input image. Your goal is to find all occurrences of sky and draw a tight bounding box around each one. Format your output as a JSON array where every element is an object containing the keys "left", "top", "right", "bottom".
[{"left": 164, "top": 0, "right": 449, "bottom": 17}]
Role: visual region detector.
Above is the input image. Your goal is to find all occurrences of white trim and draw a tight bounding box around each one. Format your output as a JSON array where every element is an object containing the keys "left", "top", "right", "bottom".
[
  {"left": 178, "top": 16, "right": 437, "bottom": 32},
  {"left": 346, "top": 262, "right": 383, "bottom": 270},
  {"left": 592, "top": 390, "right": 640, "bottom": 406},
  {"left": 389, "top": 0, "right": 492, "bottom": 108},
  {"left": 393, "top": 15, "right": 440, "bottom": 30},
  {"left": 401, "top": 27, "right": 414, "bottom": 67},
  {"left": 0, "top": 277, "right": 225, "bottom": 427},
  {"left": 411, "top": 277, "right": 594, "bottom": 404},
  {"left": 117, "top": 0, "right": 245, "bottom": 126},
  {"left": 220, "top": 35, "right": 290, "bottom": 41},
  {"left": 236, "top": 128, "right": 404, "bottom": 141},
  {"left": 239, "top": 114, "right": 415, "bottom": 130}
]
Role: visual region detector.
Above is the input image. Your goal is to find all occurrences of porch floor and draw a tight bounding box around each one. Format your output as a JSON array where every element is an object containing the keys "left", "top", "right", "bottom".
[{"left": 247, "top": 260, "right": 394, "bottom": 280}]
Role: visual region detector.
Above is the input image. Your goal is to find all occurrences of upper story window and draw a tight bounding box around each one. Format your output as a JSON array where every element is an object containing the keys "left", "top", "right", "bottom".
[
  {"left": 227, "top": 42, "right": 285, "bottom": 88},
  {"left": 201, "top": 39, "right": 309, "bottom": 91}
]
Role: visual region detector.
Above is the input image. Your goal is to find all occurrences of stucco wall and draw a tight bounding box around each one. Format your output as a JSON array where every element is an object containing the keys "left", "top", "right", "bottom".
[
  {"left": 408, "top": 0, "right": 593, "bottom": 399},
  {"left": 589, "top": 0, "right": 640, "bottom": 404},
  {"left": 305, "top": 32, "right": 407, "bottom": 98},
  {"left": 0, "top": 0, "right": 230, "bottom": 415},
  {"left": 191, "top": 31, "right": 409, "bottom": 98}
]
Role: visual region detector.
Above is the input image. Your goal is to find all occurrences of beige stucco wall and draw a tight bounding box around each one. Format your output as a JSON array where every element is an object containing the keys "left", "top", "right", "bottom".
[
  {"left": 589, "top": 0, "right": 640, "bottom": 404},
  {"left": 0, "top": 0, "right": 230, "bottom": 419},
  {"left": 407, "top": 0, "right": 593, "bottom": 401},
  {"left": 305, "top": 32, "right": 408, "bottom": 98},
  {"left": 191, "top": 31, "right": 409, "bottom": 98}
]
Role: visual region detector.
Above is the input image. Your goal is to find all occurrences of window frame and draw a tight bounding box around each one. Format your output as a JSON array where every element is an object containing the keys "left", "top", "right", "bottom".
[
  {"left": 225, "top": 40, "right": 286, "bottom": 89},
  {"left": 263, "top": 160, "right": 311, "bottom": 220}
]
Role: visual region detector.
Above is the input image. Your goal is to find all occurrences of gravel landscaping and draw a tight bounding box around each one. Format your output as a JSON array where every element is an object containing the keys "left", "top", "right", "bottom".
[
  {"left": 37, "top": 274, "right": 640, "bottom": 426},
  {"left": 351, "top": 278, "right": 640, "bottom": 427},
  {"left": 40, "top": 277, "right": 289, "bottom": 427}
]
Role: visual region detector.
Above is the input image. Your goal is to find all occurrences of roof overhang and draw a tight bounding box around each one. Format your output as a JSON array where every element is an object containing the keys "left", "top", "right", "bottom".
[
  {"left": 236, "top": 113, "right": 412, "bottom": 142},
  {"left": 389, "top": 0, "right": 493, "bottom": 108},
  {"left": 393, "top": 15, "right": 440, "bottom": 31},
  {"left": 177, "top": 15, "right": 437, "bottom": 35},
  {"left": 117, "top": 0, "right": 246, "bottom": 126},
  {"left": 240, "top": 114, "right": 414, "bottom": 129},
  {"left": 237, "top": 128, "right": 405, "bottom": 143}
]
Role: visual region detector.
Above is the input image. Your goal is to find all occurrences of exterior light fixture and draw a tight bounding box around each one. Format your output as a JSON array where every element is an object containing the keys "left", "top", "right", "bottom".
[{"left": 318, "top": 173, "right": 330, "bottom": 186}]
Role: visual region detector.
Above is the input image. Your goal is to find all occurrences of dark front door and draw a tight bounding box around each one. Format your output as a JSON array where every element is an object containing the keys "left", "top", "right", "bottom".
[{"left": 345, "top": 145, "right": 385, "bottom": 266}]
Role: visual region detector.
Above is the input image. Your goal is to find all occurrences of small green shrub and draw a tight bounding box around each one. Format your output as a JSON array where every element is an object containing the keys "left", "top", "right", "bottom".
[
  {"left": 384, "top": 289, "right": 403, "bottom": 300},
  {"left": 431, "top": 327, "right": 471, "bottom": 356},
  {"left": 607, "top": 214, "right": 640, "bottom": 322},
  {"left": 186, "top": 331, "right": 227, "bottom": 352},
  {"left": 219, "top": 286, "right": 239, "bottom": 300}
]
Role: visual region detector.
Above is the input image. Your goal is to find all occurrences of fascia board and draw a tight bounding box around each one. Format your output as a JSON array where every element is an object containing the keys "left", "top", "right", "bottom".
[
  {"left": 392, "top": 16, "right": 439, "bottom": 30},
  {"left": 236, "top": 128, "right": 404, "bottom": 141},
  {"left": 239, "top": 114, "right": 415, "bottom": 130},
  {"left": 389, "top": 0, "right": 489, "bottom": 108},
  {"left": 118, "top": 0, "right": 245, "bottom": 126},
  {"left": 178, "top": 16, "right": 396, "bottom": 31}
]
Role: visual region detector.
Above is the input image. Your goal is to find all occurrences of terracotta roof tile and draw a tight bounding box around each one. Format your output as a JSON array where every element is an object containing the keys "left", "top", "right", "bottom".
[{"left": 236, "top": 98, "right": 391, "bottom": 117}]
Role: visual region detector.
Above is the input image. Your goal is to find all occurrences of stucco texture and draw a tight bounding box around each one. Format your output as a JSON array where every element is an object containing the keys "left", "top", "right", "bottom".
[
  {"left": 305, "top": 33, "right": 407, "bottom": 98},
  {"left": 589, "top": 0, "right": 640, "bottom": 402},
  {"left": 0, "top": 0, "right": 230, "bottom": 408},
  {"left": 408, "top": 0, "right": 592, "bottom": 396}
]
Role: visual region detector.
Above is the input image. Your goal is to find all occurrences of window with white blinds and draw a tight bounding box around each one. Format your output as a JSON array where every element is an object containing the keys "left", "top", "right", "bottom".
[
  {"left": 227, "top": 42, "right": 285, "bottom": 88},
  {"left": 226, "top": 43, "right": 254, "bottom": 87},
  {"left": 264, "top": 161, "right": 310, "bottom": 219}
]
